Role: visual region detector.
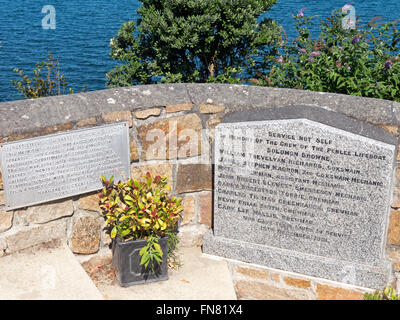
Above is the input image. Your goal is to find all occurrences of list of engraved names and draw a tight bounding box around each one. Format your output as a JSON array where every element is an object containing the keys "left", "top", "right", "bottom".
[
  {"left": 214, "top": 121, "right": 393, "bottom": 262},
  {"left": 1, "top": 123, "right": 130, "bottom": 209}
]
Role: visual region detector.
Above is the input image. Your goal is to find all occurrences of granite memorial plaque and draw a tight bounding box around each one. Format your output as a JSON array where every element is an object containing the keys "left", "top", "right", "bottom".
[
  {"left": 203, "top": 106, "right": 397, "bottom": 288},
  {"left": 0, "top": 122, "right": 130, "bottom": 210}
]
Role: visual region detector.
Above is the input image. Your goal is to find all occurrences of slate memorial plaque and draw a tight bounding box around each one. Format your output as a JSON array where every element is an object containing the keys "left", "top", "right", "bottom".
[
  {"left": 0, "top": 122, "right": 130, "bottom": 210},
  {"left": 203, "top": 106, "right": 397, "bottom": 288}
]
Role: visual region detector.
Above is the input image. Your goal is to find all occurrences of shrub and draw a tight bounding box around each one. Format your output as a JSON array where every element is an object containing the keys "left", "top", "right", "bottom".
[
  {"left": 98, "top": 173, "right": 183, "bottom": 270},
  {"left": 260, "top": 9, "right": 400, "bottom": 101},
  {"left": 106, "top": 0, "right": 281, "bottom": 86},
  {"left": 364, "top": 286, "right": 400, "bottom": 300},
  {"left": 11, "top": 52, "right": 85, "bottom": 99}
]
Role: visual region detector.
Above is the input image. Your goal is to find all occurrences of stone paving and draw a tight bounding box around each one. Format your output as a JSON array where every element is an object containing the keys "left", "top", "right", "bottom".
[{"left": 0, "top": 240, "right": 236, "bottom": 300}]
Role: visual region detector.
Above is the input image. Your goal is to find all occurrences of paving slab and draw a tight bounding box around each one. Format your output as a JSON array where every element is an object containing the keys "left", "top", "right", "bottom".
[
  {"left": 0, "top": 241, "right": 103, "bottom": 300},
  {"left": 94, "top": 246, "right": 237, "bottom": 300}
]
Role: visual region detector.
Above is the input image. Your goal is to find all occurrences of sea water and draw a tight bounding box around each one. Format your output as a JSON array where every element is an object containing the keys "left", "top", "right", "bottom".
[{"left": 0, "top": 0, "right": 399, "bottom": 102}]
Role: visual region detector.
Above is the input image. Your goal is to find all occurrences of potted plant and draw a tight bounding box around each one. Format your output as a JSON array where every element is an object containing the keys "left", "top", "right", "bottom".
[{"left": 98, "top": 172, "right": 183, "bottom": 287}]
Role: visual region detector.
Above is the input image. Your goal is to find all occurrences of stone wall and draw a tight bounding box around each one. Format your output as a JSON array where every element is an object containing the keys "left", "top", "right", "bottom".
[
  {"left": 227, "top": 259, "right": 368, "bottom": 300},
  {"left": 0, "top": 83, "right": 400, "bottom": 299}
]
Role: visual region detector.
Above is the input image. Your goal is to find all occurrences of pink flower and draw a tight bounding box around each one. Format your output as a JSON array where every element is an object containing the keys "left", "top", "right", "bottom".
[
  {"left": 311, "top": 51, "right": 321, "bottom": 57},
  {"left": 384, "top": 60, "right": 393, "bottom": 71},
  {"left": 277, "top": 56, "right": 283, "bottom": 63},
  {"left": 352, "top": 35, "right": 360, "bottom": 44},
  {"left": 307, "top": 57, "right": 314, "bottom": 63}
]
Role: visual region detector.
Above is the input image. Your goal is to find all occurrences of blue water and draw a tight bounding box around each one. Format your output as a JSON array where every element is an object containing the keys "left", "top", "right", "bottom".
[{"left": 0, "top": 0, "right": 399, "bottom": 103}]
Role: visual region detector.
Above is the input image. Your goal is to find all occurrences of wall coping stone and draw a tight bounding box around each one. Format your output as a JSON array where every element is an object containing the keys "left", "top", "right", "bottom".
[
  {"left": 0, "top": 84, "right": 398, "bottom": 138},
  {"left": 221, "top": 105, "right": 398, "bottom": 145}
]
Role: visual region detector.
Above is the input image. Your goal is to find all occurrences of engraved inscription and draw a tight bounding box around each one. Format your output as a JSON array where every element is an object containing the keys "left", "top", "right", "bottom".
[
  {"left": 1, "top": 122, "right": 130, "bottom": 210},
  {"left": 214, "top": 120, "right": 395, "bottom": 266}
]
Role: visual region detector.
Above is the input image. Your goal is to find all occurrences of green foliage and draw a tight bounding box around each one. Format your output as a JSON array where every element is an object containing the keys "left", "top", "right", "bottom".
[
  {"left": 11, "top": 52, "right": 85, "bottom": 99},
  {"left": 99, "top": 172, "right": 183, "bottom": 270},
  {"left": 106, "top": 0, "right": 281, "bottom": 86},
  {"left": 139, "top": 234, "right": 163, "bottom": 274},
  {"left": 364, "top": 286, "right": 400, "bottom": 300},
  {"left": 206, "top": 66, "right": 243, "bottom": 84},
  {"left": 167, "top": 229, "right": 179, "bottom": 257},
  {"left": 166, "top": 229, "right": 182, "bottom": 269},
  {"left": 261, "top": 9, "right": 400, "bottom": 101}
]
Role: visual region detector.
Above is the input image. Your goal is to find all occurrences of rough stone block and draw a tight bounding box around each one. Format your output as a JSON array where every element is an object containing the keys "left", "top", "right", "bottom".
[
  {"left": 138, "top": 114, "right": 202, "bottom": 160},
  {"left": 316, "top": 284, "right": 364, "bottom": 300},
  {"left": 5, "top": 219, "right": 67, "bottom": 252},
  {"left": 392, "top": 188, "right": 400, "bottom": 208},
  {"left": 13, "top": 209, "right": 29, "bottom": 226},
  {"left": 396, "top": 168, "right": 400, "bottom": 184},
  {"left": 182, "top": 195, "right": 195, "bottom": 226},
  {"left": 134, "top": 108, "right": 162, "bottom": 119},
  {"left": 199, "top": 104, "right": 226, "bottom": 114},
  {"left": 78, "top": 194, "right": 102, "bottom": 214},
  {"left": 176, "top": 164, "right": 212, "bottom": 194},
  {"left": 283, "top": 276, "right": 312, "bottom": 289},
  {"left": 70, "top": 216, "right": 101, "bottom": 254},
  {"left": 77, "top": 117, "right": 97, "bottom": 128},
  {"left": 26, "top": 200, "right": 74, "bottom": 224},
  {"left": 198, "top": 192, "right": 212, "bottom": 227},
  {"left": 166, "top": 104, "right": 193, "bottom": 113},
  {"left": 130, "top": 163, "right": 173, "bottom": 187},
  {"left": 129, "top": 138, "right": 139, "bottom": 162},
  {"left": 235, "top": 266, "right": 270, "bottom": 281},
  {"left": 0, "top": 209, "right": 13, "bottom": 233},
  {"left": 388, "top": 210, "right": 400, "bottom": 245},
  {"left": 235, "top": 280, "right": 312, "bottom": 300},
  {"left": 388, "top": 248, "right": 400, "bottom": 272},
  {"left": 178, "top": 224, "right": 209, "bottom": 247},
  {"left": 271, "top": 273, "right": 281, "bottom": 283},
  {"left": 102, "top": 111, "right": 133, "bottom": 127}
]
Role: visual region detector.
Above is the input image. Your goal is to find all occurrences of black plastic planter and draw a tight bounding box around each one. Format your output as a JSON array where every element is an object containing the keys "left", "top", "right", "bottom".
[{"left": 112, "top": 236, "right": 168, "bottom": 287}]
